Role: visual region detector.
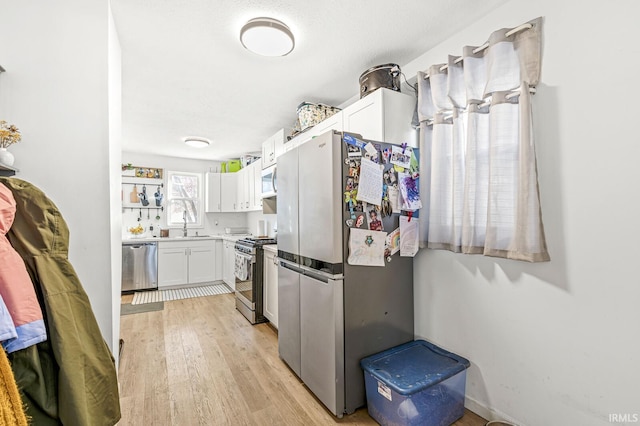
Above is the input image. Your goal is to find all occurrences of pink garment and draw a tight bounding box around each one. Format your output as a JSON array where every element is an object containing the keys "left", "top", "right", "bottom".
[{"left": 0, "top": 182, "right": 47, "bottom": 352}]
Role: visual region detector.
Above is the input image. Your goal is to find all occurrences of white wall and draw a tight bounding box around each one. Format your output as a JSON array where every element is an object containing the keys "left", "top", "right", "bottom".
[
  {"left": 405, "top": 1, "right": 640, "bottom": 425},
  {"left": 0, "top": 1, "right": 118, "bottom": 352},
  {"left": 108, "top": 1, "right": 123, "bottom": 363},
  {"left": 122, "top": 152, "right": 248, "bottom": 237},
  {"left": 247, "top": 210, "right": 277, "bottom": 238}
]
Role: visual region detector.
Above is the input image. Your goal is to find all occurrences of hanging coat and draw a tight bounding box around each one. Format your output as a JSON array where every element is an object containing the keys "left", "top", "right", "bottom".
[
  {"left": 0, "top": 183, "right": 48, "bottom": 353},
  {"left": 0, "top": 178, "right": 121, "bottom": 426}
]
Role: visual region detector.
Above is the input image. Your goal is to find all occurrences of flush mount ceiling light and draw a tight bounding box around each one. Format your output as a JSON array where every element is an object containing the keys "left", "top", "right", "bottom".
[
  {"left": 184, "top": 137, "right": 210, "bottom": 148},
  {"left": 240, "top": 17, "right": 295, "bottom": 57}
]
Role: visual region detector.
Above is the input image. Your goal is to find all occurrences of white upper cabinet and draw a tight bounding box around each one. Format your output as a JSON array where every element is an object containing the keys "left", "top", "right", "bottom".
[
  {"left": 236, "top": 167, "right": 248, "bottom": 211},
  {"left": 342, "top": 88, "right": 417, "bottom": 147},
  {"left": 251, "top": 158, "right": 263, "bottom": 210},
  {"left": 262, "top": 129, "right": 286, "bottom": 169},
  {"left": 206, "top": 160, "right": 263, "bottom": 213},
  {"left": 220, "top": 173, "right": 238, "bottom": 212},
  {"left": 284, "top": 88, "right": 416, "bottom": 152},
  {"left": 205, "top": 172, "right": 222, "bottom": 213}
]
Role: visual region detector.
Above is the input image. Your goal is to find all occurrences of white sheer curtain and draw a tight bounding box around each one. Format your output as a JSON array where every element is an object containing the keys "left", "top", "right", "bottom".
[{"left": 418, "top": 17, "right": 549, "bottom": 262}]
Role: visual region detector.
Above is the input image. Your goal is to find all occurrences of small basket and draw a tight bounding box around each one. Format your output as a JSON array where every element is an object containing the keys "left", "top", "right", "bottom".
[{"left": 296, "top": 102, "right": 341, "bottom": 131}]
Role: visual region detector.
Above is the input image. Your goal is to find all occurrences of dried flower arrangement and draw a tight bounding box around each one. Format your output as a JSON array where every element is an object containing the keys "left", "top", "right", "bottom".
[{"left": 0, "top": 120, "right": 21, "bottom": 148}]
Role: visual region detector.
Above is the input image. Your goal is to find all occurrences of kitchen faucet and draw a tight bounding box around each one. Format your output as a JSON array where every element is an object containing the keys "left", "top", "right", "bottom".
[{"left": 183, "top": 210, "right": 187, "bottom": 237}]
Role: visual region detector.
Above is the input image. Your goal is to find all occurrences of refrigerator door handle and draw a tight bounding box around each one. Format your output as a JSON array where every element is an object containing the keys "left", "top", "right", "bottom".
[
  {"left": 278, "top": 258, "right": 303, "bottom": 272},
  {"left": 299, "top": 264, "right": 344, "bottom": 282},
  {"left": 302, "top": 268, "right": 330, "bottom": 283}
]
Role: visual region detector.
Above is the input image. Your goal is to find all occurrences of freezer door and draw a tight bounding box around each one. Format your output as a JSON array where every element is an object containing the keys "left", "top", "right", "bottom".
[
  {"left": 276, "top": 148, "right": 299, "bottom": 261},
  {"left": 300, "top": 271, "right": 345, "bottom": 417},
  {"left": 277, "top": 261, "right": 301, "bottom": 377},
  {"left": 297, "top": 131, "right": 343, "bottom": 266}
]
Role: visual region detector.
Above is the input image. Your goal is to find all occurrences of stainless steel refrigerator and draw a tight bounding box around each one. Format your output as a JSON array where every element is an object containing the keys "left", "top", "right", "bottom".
[{"left": 276, "top": 130, "right": 415, "bottom": 417}]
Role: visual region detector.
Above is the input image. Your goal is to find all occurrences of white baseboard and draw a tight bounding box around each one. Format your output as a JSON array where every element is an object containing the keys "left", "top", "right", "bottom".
[{"left": 465, "top": 395, "right": 523, "bottom": 425}]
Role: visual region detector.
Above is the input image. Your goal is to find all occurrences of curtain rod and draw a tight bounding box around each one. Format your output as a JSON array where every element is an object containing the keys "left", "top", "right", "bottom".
[
  {"left": 424, "top": 22, "right": 534, "bottom": 78},
  {"left": 423, "top": 87, "right": 538, "bottom": 121}
]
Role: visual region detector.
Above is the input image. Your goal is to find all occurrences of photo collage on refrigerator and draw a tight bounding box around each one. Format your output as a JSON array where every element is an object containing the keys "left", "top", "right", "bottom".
[{"left": 343, "top": 134, "right": 421, "bottom": 267}]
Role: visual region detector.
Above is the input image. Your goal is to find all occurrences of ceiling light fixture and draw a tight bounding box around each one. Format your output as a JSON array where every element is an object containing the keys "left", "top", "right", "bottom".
[
  {"left": 184, "top": 137, "right": 210, "bottom": 148},
  {"left": 240, "top": 17, "right": 295, "bottom": 57}
]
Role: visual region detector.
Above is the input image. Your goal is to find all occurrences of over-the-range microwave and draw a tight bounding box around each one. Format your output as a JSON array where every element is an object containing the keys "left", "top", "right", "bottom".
[{"left": 261, "top": 164, "right": 277, "bottom": 198}]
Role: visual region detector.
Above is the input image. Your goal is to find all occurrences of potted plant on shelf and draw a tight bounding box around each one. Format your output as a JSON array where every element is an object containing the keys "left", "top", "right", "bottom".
[{"left": 0, "top": 120, "right": 21, "bottom": 167}]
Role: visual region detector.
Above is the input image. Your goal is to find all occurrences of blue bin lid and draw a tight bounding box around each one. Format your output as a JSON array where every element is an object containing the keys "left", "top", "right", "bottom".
[{"left": 360, "top": 340, "right": 470, "bottom": 396}]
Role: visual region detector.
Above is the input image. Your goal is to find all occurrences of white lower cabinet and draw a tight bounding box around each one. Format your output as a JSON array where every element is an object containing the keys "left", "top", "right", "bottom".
[
  {"left": 214, "top": 240, "right": 223, "bottom": 282},
  {"left": 158, "top": 240, "right": 217, "bottom": 288},
  {"left": 222, "top": 239, "right": 236, "bottom": 290},
  {"left": 263, "top": 246, "right": 278, "bottom": 328}
]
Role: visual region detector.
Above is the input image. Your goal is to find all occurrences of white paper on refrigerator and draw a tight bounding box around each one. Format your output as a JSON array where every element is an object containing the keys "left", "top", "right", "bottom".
[
  {"left": 348, "top": 228, "right": 387, "bottom": 267},
  {"left": 399, "top": 215, "right": 419, "bottom": 257},
  {"left": 355, "top": 158, "right": 384, "bottom": 206}
]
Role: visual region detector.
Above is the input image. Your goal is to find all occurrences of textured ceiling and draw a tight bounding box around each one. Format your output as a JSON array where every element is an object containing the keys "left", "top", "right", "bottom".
[{"left": 110, "top": 0, "right": 508, "bottom": 161}]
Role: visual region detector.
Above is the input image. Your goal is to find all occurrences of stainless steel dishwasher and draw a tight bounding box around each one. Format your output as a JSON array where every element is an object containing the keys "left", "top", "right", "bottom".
[{"left": 122, "top": 242, "right": 158, "bottom": 292}]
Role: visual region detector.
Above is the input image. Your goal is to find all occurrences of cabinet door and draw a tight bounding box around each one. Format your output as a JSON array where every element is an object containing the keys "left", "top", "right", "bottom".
[
  {"left": 222, "top": 241, "right": 236, "bottom": 290},
  {"left": 262, "top": 134, "right": 276, "bottom": 168},
  {"left": 237, "top": 168, "right": 248, "bottom": 211},
  {"left": 273, "top": 128, "right": 285, "bottom": 159},
  {"left": 312, "top": 111, "right": 343, "bottom": 136},
  {"left": 188, "top": 244, "right": 216, "bottom": 284},
  {"left": 244, "top": 163, "right": 256, "bottom": 211},
  {"left": 252, "top": 159, "right": 263, "bottom": 210},
  {"left": 220, "top": 173, "right": 238, "bottom": 212},
  {"left": 214, "top": 240, "right": 223, "bottom": 282},
  {"left": 342, "top": 90, "right": 383, "bottom": 141},
  {"left": 158, "top": 247, "right": 188, "bottom": 288},
  {"left": 263, "top": 249, "right": 278, "bottom": 328},
  {"left": 205, "top": 173, "right": 221, "bottom": 213}
]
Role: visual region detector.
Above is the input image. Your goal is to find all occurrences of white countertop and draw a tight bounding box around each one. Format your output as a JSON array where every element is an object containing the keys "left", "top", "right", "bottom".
[
  {"left": 122, "top": 234, "right": 252, "bottom": 243},
  {"left": 263, "top": 244, "right": 277, "bottom": 253}
]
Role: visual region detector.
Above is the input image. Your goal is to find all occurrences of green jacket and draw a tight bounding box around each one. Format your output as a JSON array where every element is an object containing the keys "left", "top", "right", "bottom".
[{"left": 1, "top": 178, "right": 121, "bottom": 426}]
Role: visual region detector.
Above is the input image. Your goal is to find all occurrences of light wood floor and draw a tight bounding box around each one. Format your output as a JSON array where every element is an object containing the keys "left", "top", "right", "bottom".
[{"left": 118, "top": 293, "right": 487, "bottom": 425}]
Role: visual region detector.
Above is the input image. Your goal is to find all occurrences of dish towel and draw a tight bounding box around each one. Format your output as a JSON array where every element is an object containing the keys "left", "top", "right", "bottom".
[{"left": 234, "top": 253, "right": 249, "bottom": 281}]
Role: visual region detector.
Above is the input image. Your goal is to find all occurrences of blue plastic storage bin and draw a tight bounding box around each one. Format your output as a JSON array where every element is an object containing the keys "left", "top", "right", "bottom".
[{"left": 360, "top": 340, "right": 470, "bottom": 426}]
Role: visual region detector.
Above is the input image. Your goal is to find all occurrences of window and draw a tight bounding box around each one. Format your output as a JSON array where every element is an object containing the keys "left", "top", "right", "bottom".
[{"left": 166, "top": 171, "right": 203, "bottom": 227}]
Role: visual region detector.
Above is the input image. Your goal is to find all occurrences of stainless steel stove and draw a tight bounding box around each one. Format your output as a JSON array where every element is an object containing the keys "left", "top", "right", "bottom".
[{"left": 234, "top": 237, "right": 277, "bottom": 324}]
